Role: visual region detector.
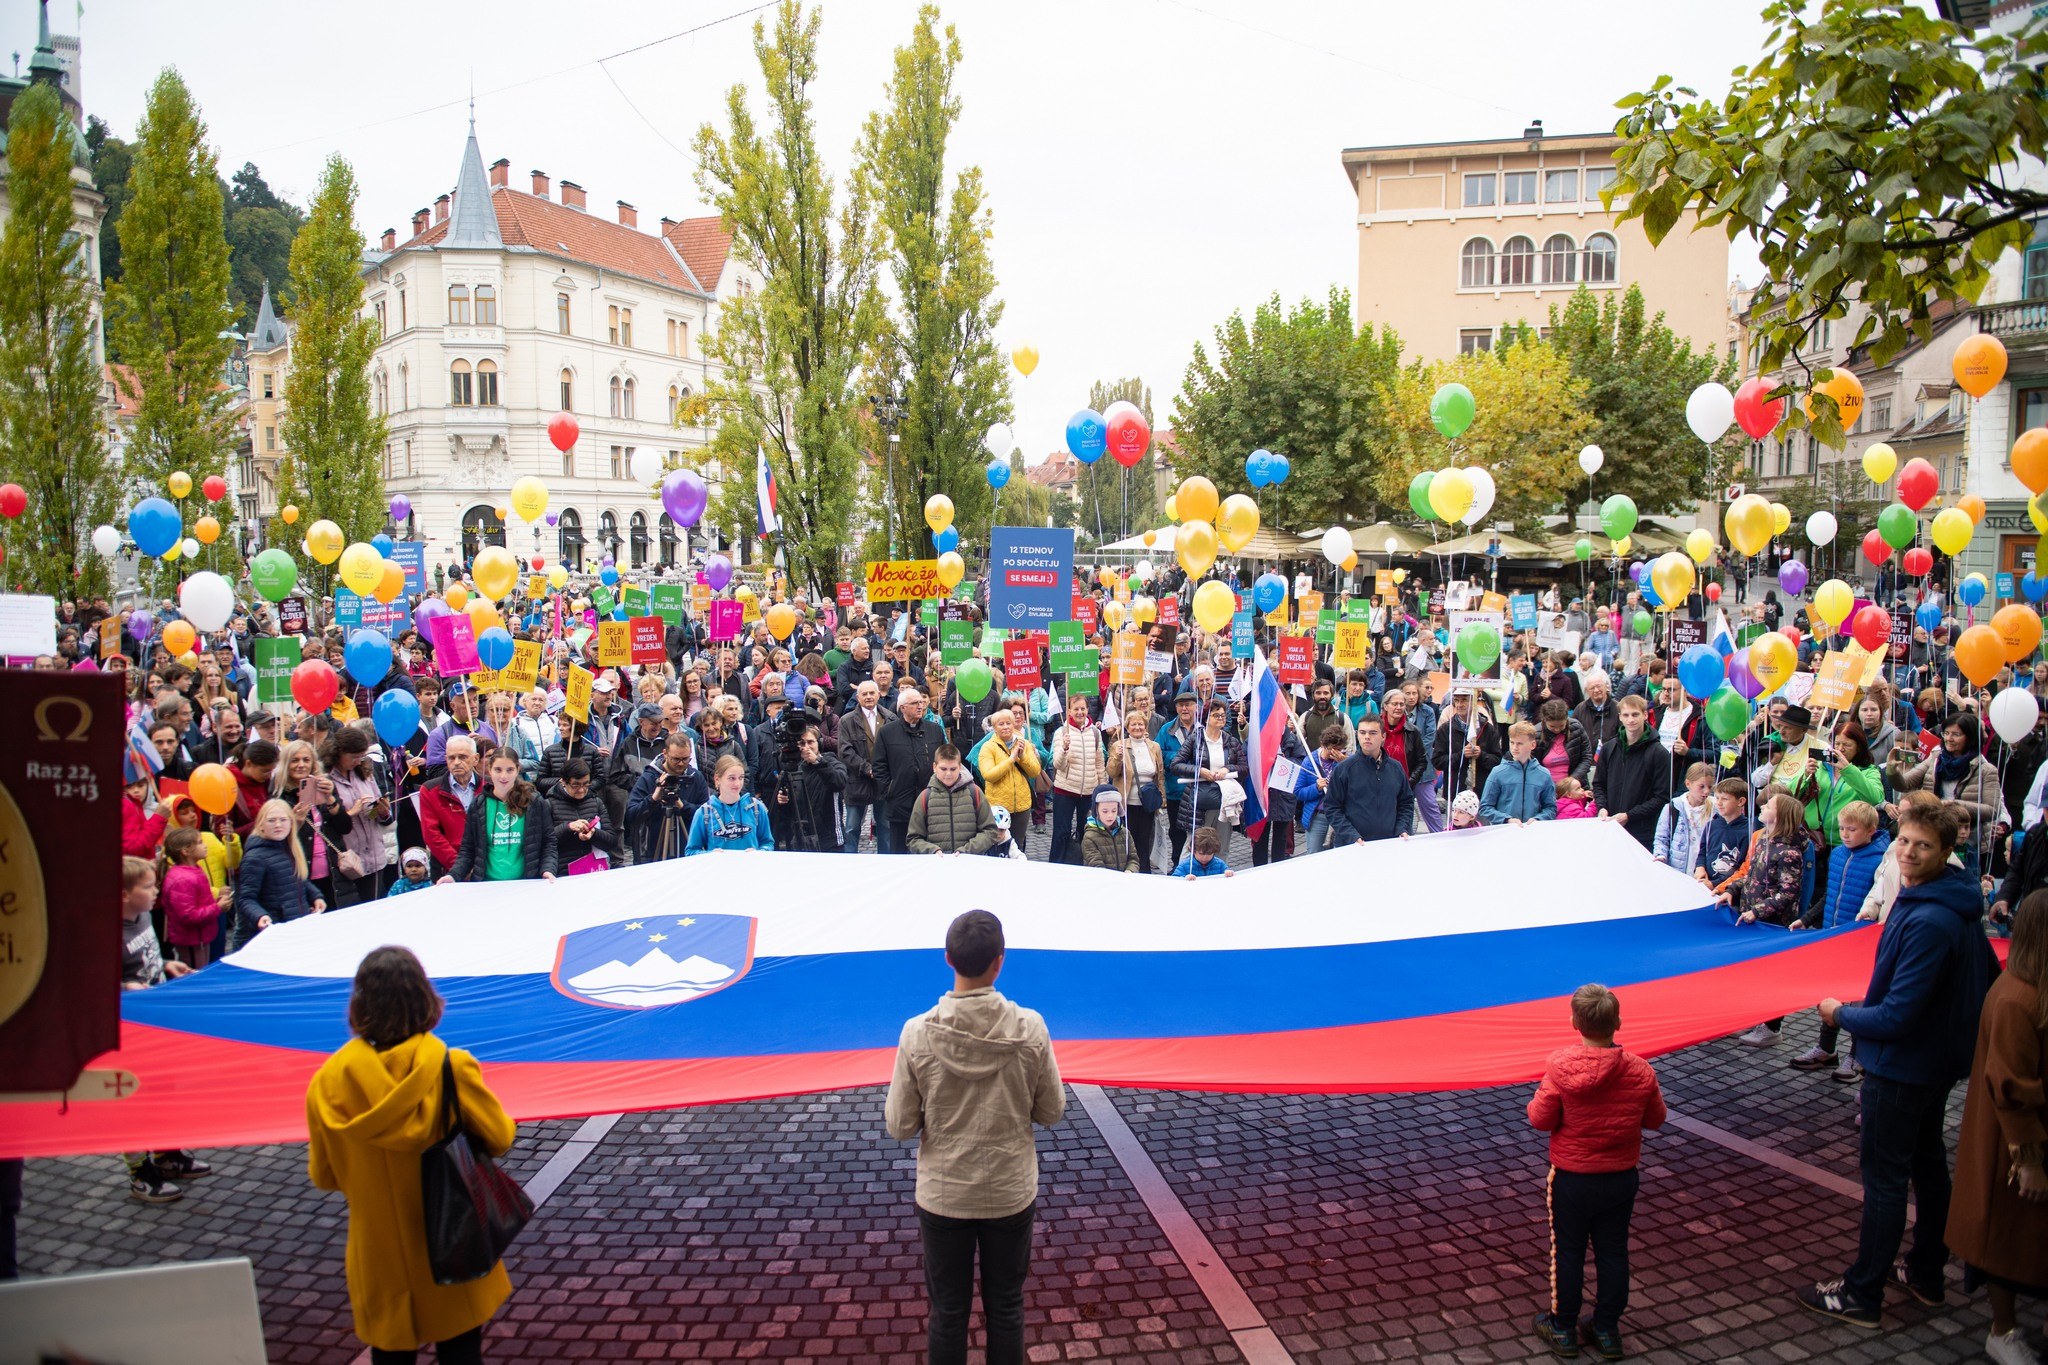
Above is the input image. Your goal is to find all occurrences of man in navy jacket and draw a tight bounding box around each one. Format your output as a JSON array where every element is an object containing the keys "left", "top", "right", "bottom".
[
  {"left": 1797, "top": 803, "right": 1997, "bottom": 1329},
  {"left": 1326, "top": 715, "right": 1414, "bottom": 842}
]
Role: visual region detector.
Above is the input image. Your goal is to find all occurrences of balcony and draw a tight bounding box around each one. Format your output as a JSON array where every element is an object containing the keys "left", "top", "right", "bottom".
[{"left": 1975, "top": 299, "right": 2048, "bottom": 348}]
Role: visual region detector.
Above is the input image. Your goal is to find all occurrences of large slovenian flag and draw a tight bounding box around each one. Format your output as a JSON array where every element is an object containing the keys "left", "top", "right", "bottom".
[
  {"left": 755, "top": 448, "right": 779, "bottom": 539},
  {"left": 1710, "top": 607, "right": 1737, "bottom": 659},
  {"left": 1239, "top": 647, "right": 1285, "bottom": 840}
]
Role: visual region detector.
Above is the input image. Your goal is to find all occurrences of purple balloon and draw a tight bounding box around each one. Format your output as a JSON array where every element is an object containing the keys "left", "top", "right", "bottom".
[
  {"left": 1628, "top": 561, "right": 1649, "bottom": 584},
  {"left": 704, "top": 553, "right": 734, "bottom": 592},
  {"left": 129, "top": 610, "right": 153, "bottom": 641},
  {"left": 1726, "top": 645, "right": 1764, "bottom": 701},
  {"left": 545, "top": 512, "right": 560, "bottom": 527},
  {"left": 662, "top": 469, "right": 709, "bottom": 528},
  {"left": 389, "top": 495, "right": 412, "bottom": 522},
  {"left": 413, "top": 596, "right": 453, "bottom": 634},
  {"left": 1778, "top": 560, "right": 1809, "bottom": 597}
]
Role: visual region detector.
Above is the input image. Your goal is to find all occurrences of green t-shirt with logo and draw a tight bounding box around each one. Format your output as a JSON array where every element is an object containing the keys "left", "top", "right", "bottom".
[{"left": 485, "top": 798, "right": 524, "bottom": 881}]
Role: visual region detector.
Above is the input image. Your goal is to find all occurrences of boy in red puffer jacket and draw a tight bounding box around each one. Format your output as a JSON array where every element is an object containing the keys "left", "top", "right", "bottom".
[{"left": 1528, "top": 983, "right": 1667, "bottom": 1362}]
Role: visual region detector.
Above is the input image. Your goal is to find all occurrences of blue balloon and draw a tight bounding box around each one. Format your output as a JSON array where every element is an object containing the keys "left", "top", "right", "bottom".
[
  {"left": 600, "top": 565, "right": 620, "bottom": 587},
  {"left": 1677, "top": 644, "right": 1726, "bottom": 701},
  {"left": 1252, "top": 571, "right": 1287, "bottom": 615},
  {"left": 1641, "top": 577, "right": 1664, "bottom": 609},
  {"left": 2025, "top": 573, "right": 2048, "bottom": 604},
  {"left": 371, "top": 688, "right": 422, "bottom": 746},
  {"left": 129, "top": 497, "right": 181, "bottom": 557},
  {"left": 986, "top": 460, "right": 1010, "bottom": 489},
  {"left": 612, "top": 606, "right": 629, "bottom": 621},
  {"left": 371, "top": 533, "right": 395, "bottom": 557},
  {"left": 1915, "top": 601, "right": 1944, "bottom": 631},
  {"left": 1268, "top": 453, "right": 1290, "bottom": 485},
  {"left": 1245, "top": 448, "right": 1274, "bottom": 488},
  {"left": 1958, "top": 577, "right": 1987, "bottom": 607},
  {"left": 344, "top": 628, "right": 393, "bottom": 683},
  {"left": 1066, "top": 409, "right": 1106, "bottom": 465},
  {"left": 783, "top": 672, "right": 808, "bottom": 705},
  {"left": 1628, "top": 560, "right": 1649, "bottom": 584},
  {"left": 934, "top": 526, "right": 960, "bottom": 553},
  {"left": 476, "top": 626, "right": 515, "bottom": 671}
]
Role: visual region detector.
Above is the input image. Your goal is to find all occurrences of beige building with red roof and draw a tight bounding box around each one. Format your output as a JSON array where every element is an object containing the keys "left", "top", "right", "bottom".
[{"left": 362, "top": 120, "right": 756, "bottom": 575}]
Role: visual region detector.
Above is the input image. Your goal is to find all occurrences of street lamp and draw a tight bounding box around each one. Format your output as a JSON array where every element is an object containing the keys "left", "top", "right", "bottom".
[{"left": 870, "top": 386, "right": 904, "bottom": 558}]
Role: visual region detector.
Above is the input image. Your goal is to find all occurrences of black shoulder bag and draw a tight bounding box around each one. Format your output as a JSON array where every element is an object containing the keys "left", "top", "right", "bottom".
[{"left": 420, "top": 1051, "right": 533, "bottom": 1285}]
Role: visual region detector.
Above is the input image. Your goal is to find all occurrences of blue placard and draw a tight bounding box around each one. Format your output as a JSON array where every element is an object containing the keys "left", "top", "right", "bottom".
[
  {"left": 1231, "top": 609, "right": 1254, "bottom": 659},
  {"left": 334, "top": 587, "right": 362, "bottom": 628},
  {"left": 335, "top": 587, "right": 406, "bottom": 633},
  {"left": 391, "top": 540, "right": 426, "bottom": 595},
  {"left": 1509, "top": 594, "right": 1538, "bottom": 630},
  {"left": 1997, "top": 571, "right": 2015, "bottom": 600},
  {"left": 988, "top": 525, "right": 1075, "bottom": 629}
]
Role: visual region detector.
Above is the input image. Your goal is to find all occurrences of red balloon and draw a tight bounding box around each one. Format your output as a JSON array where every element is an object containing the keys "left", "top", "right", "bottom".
[
  {"left": 291, "top": 658, "right": 340, "bottom": 714},
  {"left": 1902, "top": 546, "right": 1933, "bottom": 578},
  {"left": 1705, "top": 581, "right": 1722, "bottom": 602},
  {"left": 548, "top": 411, "right": 580, "bottom": 453},
  {"left": 1862, "top": 527, "right": 1892, "bottom": 567},
  {"left": 1897, "top": 457, "right": 1939, "bottom": 512},
  {"left": 1105, "top": 408, "right": 1151, "bottom": 469},
  {"left": 1851, "top": 604, "right": 1891, "bottom": 652},
  {"left": 1783, "top": 625, "right": 1803, "bottom": 650},
  {"left": 0, "top": 482, "right": 24, "bottom": 518},
  {"left": 532, "top": 555, "right": 545, "bottom": 569},
  {"left": 1732, "top": 376, "right": 1785, "bottom": 439},
  {"left": 201, "top": 474, "right": 228, "bottom": 502}
]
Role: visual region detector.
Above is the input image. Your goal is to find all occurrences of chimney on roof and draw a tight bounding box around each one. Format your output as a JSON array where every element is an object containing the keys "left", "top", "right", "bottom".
[
  {"left": 531, "top": 169, "right": 550, "bottom": 198},
  {"left": 412, "top": 207, "right": 430, "bottom": 235},
  {"left": 560, "top": 181, "right": 586, "bottom": 212},
  {"left": 488, "top": 158, "right": 509, "bottom": 189},
  {"left": 1524, "top": 118, "right": 1544, "bottom": 142},
  {"left": 660, "top": 216, "right": 677, "bottom": 233},
  {"left": 434, "top": 194, "right": 450, "bottom": 224},
  {"left": 380, "top": 228, "right": 395, "bottom": 251},
  {"left": 616, "top": 201, "right": 637, "bottom": 229}
]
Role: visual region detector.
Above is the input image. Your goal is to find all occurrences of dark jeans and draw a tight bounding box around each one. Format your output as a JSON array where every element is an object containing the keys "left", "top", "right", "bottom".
[
  {"left": 1548, "top": 1166, "right": 1638, "bottom": 1333},
  {"left": 1249, "top": 818, "right": 1295, "bottom": 867},
  {"left": 918, "top": 1202, "right": 1035, "bottom": 1365},
  {"left": 369, "top": 1325, "right": 482, "bottom": 1365},
  {"left": 332, "top": 866, "right": 391, "bottom": 908},
  {"left": 1166, "top": 800, "right": 1190, "bottom": 868},
  {"left": 0, "top": 1156, "right": 21, "bottom": 1278},
  {"left": 1049, "top": 790, "right": 1088, "bottom": 865},
  {"left": 1129, "top": 806, "right": 1158, "bottom": 874},
  {"left": 1844, "top": 1074, "right": 1955, "bottom": 1307}
]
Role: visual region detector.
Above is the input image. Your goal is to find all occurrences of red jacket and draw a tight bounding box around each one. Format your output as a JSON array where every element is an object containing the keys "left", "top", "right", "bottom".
[
  {"left": 162, "top": 863, "right": 220, "bottom": 946},
  {"left": 420, "top": 774, "right": 481, "bottom": 872},
  {"left": 230, "top": 766, "right": 271, "bottom": 837},
  {"left": 1527, "top": 1044, "right": 1667, "bottom": 1173},
  {"left": 123, "top": 795, "right": 167, "bottom": 858}
]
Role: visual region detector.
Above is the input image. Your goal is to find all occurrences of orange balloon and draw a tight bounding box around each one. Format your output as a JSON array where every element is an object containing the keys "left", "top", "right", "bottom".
[
  {"left": 1992, "top": 604, "right": 2043, "bottom": 663},
  {"left": 1176, "top": 476, "right": 1220, "bottom": 525},
  {"left": 2013, "top": 429, "right": 2048, "bottom": 496},
  {"left": 1803, "top": 370, "right": 1865, "bottom": 428},
  {"left": 444, "top": 584, "right": 469, "bottom": 611},
  {"left": 374, "top": 560, "right": 406, "bottom": 604},
  {"left": 1956, "top": 493, "right": 1987, "bottom": 525},
  {"left": 1955, "top": 623, "right": 2007, "bottom": 687},
  {"left": 162, "top": 620, "right": 196, "bottom": 655},
  {"left": 187, "top": 762, "right": 239, "bottom": 816},
  {"left": 1952, "top": 333, "right": 2007, "bottom": 399}
]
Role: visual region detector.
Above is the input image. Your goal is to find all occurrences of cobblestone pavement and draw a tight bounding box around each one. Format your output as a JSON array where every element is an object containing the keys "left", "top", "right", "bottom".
[{"left": 14, "top": 825, "right": 2040, "bottom": 1362}]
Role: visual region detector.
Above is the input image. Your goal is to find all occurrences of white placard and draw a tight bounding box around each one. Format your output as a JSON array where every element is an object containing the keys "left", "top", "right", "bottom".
[
  {"left": 0, "top": 1257, "right": 268, "bottom": 1364},
  {"left": 1267, "top": 753, "right": 1301, "bottom": 795},
  {"left": 0, "top": 592, "right": 56, "bottom": 657}
]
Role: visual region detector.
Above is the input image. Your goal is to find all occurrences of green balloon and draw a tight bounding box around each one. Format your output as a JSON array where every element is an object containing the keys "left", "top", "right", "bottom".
[
  {"left": 1599, "top": 494, "right": 1639, "bottom": 541},
  {"left": 1704, "top": 684, "right": 1751, "bottom": 741},
  {"left": 1632, "top": 609, "right": 1655, "bottom": 638},
  {"left": 1575, "top": 537, "right": 1594, "bottom": 562},
  {"left": 1430, "top": 383, "right": 1476, "bottom": 439},
  {"left": 1877, "top": 501, "right": 1917, "bottom": 550},
  {"left": 251, "top": 547, "right": 298, "bottom": 602},
  {"left": 956, "top": 657, "right": 994, "bottom": 703},
  {"left": 1408, "top": 470, "right": 1436, "bottom": 521},
  {"left": 1455, "top": 622, "right": 1501, "bottom": 674}
]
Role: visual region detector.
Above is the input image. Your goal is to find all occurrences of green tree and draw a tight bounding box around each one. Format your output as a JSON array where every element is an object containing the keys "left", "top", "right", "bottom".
[
  {"left": 691, "top": 0, "right": 882, "bottom": 594},
  {"left": 1775, "top": 459, "right": 1884, "bottom": 574},
  {"left": 856, "top": 6, "right": 1010, "bottom": 558},
  {"left": 107, "top": 70, "right": 239, "bottom": 558},
  {"left": 1612, "top": 0, "right": 2048, "bottom": 442},
  {"left": 1378, "top": 336, "right": 1593, "bottom": 532},
  {"left": 84, "top": 115, "right": 130, "bottom": 290},
  {"left": 226, "top": 204, "right": 299, "bottom": 326},
  {"left": 1170, "top": 288, "right": 1403, "bottom": 531},
  {"left": 1548, "top": 284, "right": 1740, "bottom": 516},
  {"left": 1073, "top": 377, "right": 1159, "bottom": 543},
  {"left": 276, "top": 155, "right": 385, "bottom": 561},
  {"left": 0, "top": 84, "right": 112, "bottom": 596}
]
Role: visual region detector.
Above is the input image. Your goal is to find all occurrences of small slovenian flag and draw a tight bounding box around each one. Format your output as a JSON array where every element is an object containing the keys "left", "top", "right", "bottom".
[
  {"left": 1240, "top": 647, "right": 1284, "bottom": 841},
  {"left": 1709, "top": 607, "right": 1736, "bottom": 660},
  {"left": 755, "top": 448, "right": 779, "bottom": 540}
]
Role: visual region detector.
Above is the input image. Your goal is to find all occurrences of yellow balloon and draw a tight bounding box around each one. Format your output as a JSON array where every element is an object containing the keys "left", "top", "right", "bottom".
[
  {"left": 1750, "top": 632, "right": 1797, "bottom": 694},
  {"left": 1428, "top": 467, "right": 1474, "bottom": 523},
  {"left": 548, "top": 565, "right": 569, "bottom": 590},
  {"left": 161, "top": 539, "right": 182, "bottom": 563},
  {"left": 1177, "top": 520, "right": 1219, "bottom": 578},
  {"left": 1930, "top": 506, "right": 1974, "bottom": 557},
  {"left": 2032, "top": 499, "right": 2048, "bottom": 536},
  {"left": 1192, "top": 579, "right": 1236, "bottom": 633},
  {"left": 1218, "top": 494, "right": 1260, "bottom": 554},
  {"left": 1862, "top": 442, "right": 1897, "bottom": 484},
  {"left": 735, "top": 584, "right": 757, "bottom": 602},
  {"left": 1341, "top": 552, "right": 1358, "bottom": 572},
  {"left": 764, "top": 602, "right": 797, "bottom": 641},
  {"left": 195, "top": 514, "right": 221, "bottom": 545},
  {"left": 925, "top": 494, "right": 955, "bottom": 535},
  {"left": 376, "top": 561, "right": 407, "bottom": 604},
  {"left": 1769, "top": 501, "right": 1792, "bottom": 536},
  {"left": 471, "top": 545, "right": 519, "bottom": 600},
  {"left": 306, "top": 519, "right": 345, "bottom": 565},
  {"left": 1176, "top": 477, "right": 1219, "bottom": 526},
  {"left": 1684, "top": 528, "right": 1715, "bottom": 564},
  {"left": 466, "top": 599, "right": 501, "bottom": 634},
  {"left": 1104, "top": 601, "right": 1129, "bottom": 631},
  {"left": 493, "top": 505, "right": 509, "bottom": 522},
  {"left": 1392, "top": 568, "right": 1407, "bottom": 584},
  {"left": 1725, "top": 495, "right": 1772, "bottom": 557},
  {"left": 1011, "top": 344, "right": 1039, "bottom": 377},
  {"left": 935, "top": 550, "right": 965, "bottom": 590},
  {"left": 167, "top": 470, "right": 192, "bottom": 498},
  {"left": 1812, "top": 578, "right": 1855, "bottom": 629},
  {"left": 1612, "top": 535, "right": 1632, "bottom": 558},
  {"left": 1142, "top": 530, "right": 1157, "bottom": 547},
  {"left": 1163, "top": 493, "right": 1180, "bottom": 523},
  {"left": 280, "top": 504, "right": 300, "bottom": 525},
  {"left": 338, "top": 542, "right": 384, "bottom": 596},
  {"left": 445, "top": 585, "right": 469, "bottom": 611},
  {"left": 506, "top": 477, "right": 549, "bottom": 524},
  {"left": 1132, "top": 596, "right": 1157, "bottom": 626},
  {"left": 1651, "top": 552, "right": 1695, "bottom": 610}
]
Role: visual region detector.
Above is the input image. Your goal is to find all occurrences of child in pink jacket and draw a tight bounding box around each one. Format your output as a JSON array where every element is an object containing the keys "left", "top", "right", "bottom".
[
  {"left": 1554, "top": 776, "right": 1599, "bottom": 819},
  {"left": 161, "top": 827, "right": 222, "bottom": 969}
]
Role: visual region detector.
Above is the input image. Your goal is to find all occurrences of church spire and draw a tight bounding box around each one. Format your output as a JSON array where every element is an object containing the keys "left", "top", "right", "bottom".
[{"left": 444, "top": 115, "right": 503, "bottom": 250}]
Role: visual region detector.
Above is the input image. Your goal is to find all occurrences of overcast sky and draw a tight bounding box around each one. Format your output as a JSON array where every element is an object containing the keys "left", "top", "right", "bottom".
[{"left": 51, "top": 0, "right": 1772, "bottom": 459}]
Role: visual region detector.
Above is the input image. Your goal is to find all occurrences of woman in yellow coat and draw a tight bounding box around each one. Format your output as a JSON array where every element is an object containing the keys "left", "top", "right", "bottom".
[{"left": 308, "top": 946, "right": 516, "bottom": 1364}]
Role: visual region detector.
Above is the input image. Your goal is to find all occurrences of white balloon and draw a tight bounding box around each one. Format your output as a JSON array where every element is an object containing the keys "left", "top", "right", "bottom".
[
  {"left": 1131, "top": 559, "right": 1153, "bottom": 583},
  {"left": 91, "top": 524, "right": 120, "bottom": 557},
  {"left": 1806, "top": 511, "right": 1838, "bottom": 547},
  {"left": 1101, "top": 400, "right": 1140, "bottom": 425},
  {"left": 1384, "top": 536, "right": 1399, "bottom": 555},
  {"left": 629, "top": 448, "right": 664, "bottom": 485},
  {"left": 1321, "top": 526, "right": 1354, "bottom": 567},
  {"left": 983, "top": 422, "right": 1014, "bottom": 458},
  {"left": 180, "top": 570, "right": 235, "bottom": 631},
  {"left": 1578, "top": 444, "right": 1604, "bottom": 476},
  {"left": 1462, "top": 467, "right": 1497, "bottom": 527},
  {"left": 181, "top": 537, "right": 200, "bottom": 559},
  {"left": 1686, "top": 382, "right": 1736, "bottom": 445},
  {"left": 1990, "top": 686, "right": 2041, "bottom": 745}
]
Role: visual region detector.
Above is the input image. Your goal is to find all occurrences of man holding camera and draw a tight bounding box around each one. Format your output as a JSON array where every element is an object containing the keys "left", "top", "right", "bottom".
[
  {"left": 783, "top": 723, "right": 849, "bottom": 852},
  {"left": 626, "top": 731, "right": 710, "bottom": 863}
]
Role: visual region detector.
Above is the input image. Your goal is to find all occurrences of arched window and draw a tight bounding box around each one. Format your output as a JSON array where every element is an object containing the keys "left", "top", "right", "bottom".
[
  {"left": 1500, "top": 236, "right": 1535, "bottom": 286},
  {"left": 459, "top": 505, "right": 505, "bottom": 562},
  {"left": 1460, "top": 238, "right": 1495, "bottom": 289},
  {"left": 622, "top": 378, "right": 635, "bottom": 420},
  {"left": 449, "top": 359, "right": 472, "bottom": 406},
  {"left": 447, "top": 284, "right": 470, "bottom": 326},
  {"left": 556, "top": 293, "right": 571, "bottom": 335},
  {"left": 476, "top": 359, "right": 498, "bottom": 406},
  {"left": 559, "top": 367, "right": 573, "bottom": 411},
  {"left": 474, "top": 283, "right": 497, "bottom": 325},
  {"left": 630, "top": 510, "right": 650, "bottom": 568},
  {"left": 558, "top": 508, "right": 584, "bottom": 571},
  {"left": 1542, "top": 233, "right": 1578, "bottom": 285},
  {"left": 398, "top": 362, "right": 408, "bottom": 409},
  {"left": 1582, "top": 232, "right": 1618, "bottom": 284},
  {"left": 668, "top": 384, "right": 680, "bottom": 423},
  {"left": 608, "top": 376, "right": 622, "bottom": 418}
]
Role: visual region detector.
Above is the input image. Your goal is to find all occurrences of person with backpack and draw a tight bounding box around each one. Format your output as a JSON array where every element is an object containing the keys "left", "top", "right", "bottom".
[{"left": 907, "top": 746, "right": 999, "bottom": 856}]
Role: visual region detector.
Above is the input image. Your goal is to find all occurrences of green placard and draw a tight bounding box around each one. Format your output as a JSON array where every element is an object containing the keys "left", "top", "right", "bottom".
[
  {"left": 622, "top": 585, "right": 651, "bottom": 618},
  {"left": 1050, "top": 646, "right": 1099, "bottom": 675},
  {"left": 1316, "top": 621, "right": 1337, "bottom": 645},
  {"left": 591, "top": 585, "right": 616, "bottom": 616},
  {"left": 1066, "top": 672, "right": 1099, "bottom": 697},
  {"left": 939, "top": 620, "right": 973, "bottom": 665},
  {"left": 1344, "top": 598, "right": 1372, "bottom": 622},
  {"left": 919, "top": 601, "right": 939, "bottom": 627},
  {"left": 650, "top": 583, "right": 685, "bottom": 626},
  {"left": 1050, "top": 622, "right": 1083, "bottom": 651},
  {"left": 255, "top": 636, "right": 300, "bottom": 704},
  {"left": 979, "top": 627, "right": 1007, "bottom": 659},
  {"left": 953, "top": 579, "right": 977, "bottom": 600}
]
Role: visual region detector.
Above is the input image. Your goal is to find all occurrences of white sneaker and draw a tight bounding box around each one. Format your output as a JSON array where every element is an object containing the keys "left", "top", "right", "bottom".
[
  {"left": 1737, "top": 1023, "right": 1783, "bottom": 1047},
  {"left": 1986, "top": 1329, "right": 2043, "bottom": 1365}
]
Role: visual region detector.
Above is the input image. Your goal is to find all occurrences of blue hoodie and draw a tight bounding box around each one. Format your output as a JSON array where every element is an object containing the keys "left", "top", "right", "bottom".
[
  {"left": 1171, "top": 852, "right": 1231, "bottom": 878},
  {"left": 1694, "top": 811, "right": 1751, "bottom": 888},
  {"left": 1479, "top": 756, "right": 1557, "bottom": 824},
  {"left": 1835, "top": 864, "right": 1998, "bottom": 1087},
  {"left": 1806, "top": 829, "right": 1890, "bottom": 930}
]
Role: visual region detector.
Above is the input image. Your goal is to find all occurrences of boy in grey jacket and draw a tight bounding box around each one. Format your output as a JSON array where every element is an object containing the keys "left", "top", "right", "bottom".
[{"left": 885, "top": 910, "right": 1065, "bottom": 1365}]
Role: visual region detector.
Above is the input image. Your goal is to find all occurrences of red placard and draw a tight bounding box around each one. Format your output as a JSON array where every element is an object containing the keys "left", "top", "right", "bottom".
[
  {"left": 835, "top": 582, "right": 855, "bottom": 606},
  {"left": 1275, "top": 634, "right": 1316, "bottom": 685},
  {"left": 628, "top": 616, "right": 667, "bottom": 665},
  {"left": 1158, "top": 596, "right": 1179, "bottom": 627},
  {"left": 1003, "top": 638, "right": 1041, "bottom": 689},
  {"left": 1071, "top": 597, "right": 1099, "bottom": 635}
]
